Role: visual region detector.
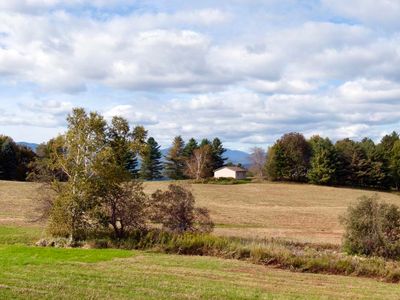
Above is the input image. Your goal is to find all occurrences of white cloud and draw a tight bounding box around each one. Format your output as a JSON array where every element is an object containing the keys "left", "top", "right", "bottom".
[
  {"left": 0, "top": 9, "right": 398, "bottom": 95},
  {"left": 104, "top": 105, "right": 158, "bottom": 125},
  {"left": 1, "top": 2, "right": 400, "bottom": 148},
  {"left": 19, "top": 100, "right": 73, "bottom": 115},
  {"left": 322, "top": 0, "right": 400, "bottom": 29},
  {"left": 0, "top": 100, "right": 72, "bottom": 128}
]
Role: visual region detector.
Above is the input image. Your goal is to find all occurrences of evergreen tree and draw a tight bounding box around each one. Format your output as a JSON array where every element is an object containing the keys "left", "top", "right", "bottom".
[
  {"left": 335, "top": 139, "right": 375, "bottom": 187},
  {"left": 211, "top": 138, "right": 227, "bottom": 170},
  {"left": 377, "top": 132, "right": 400, "bottom": 189},
  {"left": 359, "top": 137, "right": 376, "bottom": 159},
  {"left": 0, "top": 137, "right": 18, "bottom": 180},
  {"left": 164, "top": 136, "right": 186, "bottom": 180},
  {"left": 307, "top": 136, "right": 338, "bottom": 185},
  {"left": 140, "top": 137, "right": 163, "bottom": 180},
  {"left": 378, "top": 131, "right": 399, "bottom": 157},
  {"left": 183, "top": 138, "right": 198, "bottom": 157},
  {"left": 0, "top": 135, "right": 35, "bottom": 181},
  {"left": 15, "top": 145, "right": 36, "bottom": 181},
  {"left": 265, "top": 143, "right": 286, "bottom": 181},
  {"left": 200, "top": 138, "right": 211, "bottom": 147},
  {"left": 390, "top": 140, "right": 400, "bottom": 190},
  {"left": 125, "top": 151, "right": 139, "bottom": 178},
  {"left": 358, "top": 138, "right": 389, "bottom": 189}
]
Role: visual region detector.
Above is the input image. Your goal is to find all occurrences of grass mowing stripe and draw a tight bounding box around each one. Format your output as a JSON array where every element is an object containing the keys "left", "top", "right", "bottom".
[
  {"left": 0, "top": 226, "right": 44, "bottom": 245},
  {"left": 0, "top": 245, "right": 134, "bottom": 266},
  {"left": 1, "top": 247, "right": 400, "bottom": 299}
]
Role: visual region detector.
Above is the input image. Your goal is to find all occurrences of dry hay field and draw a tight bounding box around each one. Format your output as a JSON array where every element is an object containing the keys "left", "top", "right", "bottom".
[{"left": 2, "top": 180, "right": 400, "bottom": 245}]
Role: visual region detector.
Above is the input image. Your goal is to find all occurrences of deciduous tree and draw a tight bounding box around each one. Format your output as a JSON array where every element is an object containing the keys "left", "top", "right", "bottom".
[
  {"left": 185, "top": 144, "right": 212, "bottom": 180},
  {"left": 249, "top": 147, "right": 266, "bottom": 178},
  {"left": 265, "top": 133, "right": 310, "bottom": 182},
  {"left": 48, "top": 108, "right": 107, "bottom": 240}
]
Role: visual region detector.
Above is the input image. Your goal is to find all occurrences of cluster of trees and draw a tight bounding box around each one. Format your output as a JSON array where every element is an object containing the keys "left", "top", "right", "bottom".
[
  {"left": 265, "top": 132, "right": 400, "bottom": 190},
  {"left": 34, "top": 108, "right": 213, "bottom": 241},
  {"left": 29, "top": 121, "right": 162, "bottom": 182},
  {"left": 0, "top": 136, "right": 35, "bottom": 181},
  {"left": 164, "top": 136, "right": 227, "bottom": 180},
  {"left": 28, "top": 130, "right": 227, "bottom": 183}
]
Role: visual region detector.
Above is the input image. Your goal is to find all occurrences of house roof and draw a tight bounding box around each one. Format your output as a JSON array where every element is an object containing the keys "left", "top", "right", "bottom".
[{"left": 214, "top": 166, "right": 247, "bottom": 172}]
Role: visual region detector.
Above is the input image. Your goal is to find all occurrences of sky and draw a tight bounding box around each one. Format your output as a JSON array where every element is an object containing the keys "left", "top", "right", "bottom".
[{"left": 0, "top": 0, "right": 400, "bottom": 151}]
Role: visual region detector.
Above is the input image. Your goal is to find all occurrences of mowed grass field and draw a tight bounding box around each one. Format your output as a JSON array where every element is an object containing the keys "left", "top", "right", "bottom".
[
  {"left": 2, "top": 180, "right": 400, "bottom": 244},
  {"left": 1, "top": 227, "right": 400, "bottom": 299},
  {"left": 144, "top": 181, "right": 400, "bottom": 244},
  {"left": 2, "top": 180, "right": 400, "bottom": 299}
]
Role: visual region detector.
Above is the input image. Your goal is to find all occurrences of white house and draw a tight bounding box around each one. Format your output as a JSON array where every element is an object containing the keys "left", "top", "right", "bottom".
[{"left": 214, "top": 166, "right": 247, "bottom": 179}]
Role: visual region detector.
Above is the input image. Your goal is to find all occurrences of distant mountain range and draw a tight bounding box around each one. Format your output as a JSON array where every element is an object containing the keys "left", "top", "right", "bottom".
[
  {"left": 17, "top": 142, "right": 39, "bottom": 152},
  {"left": 17, "top": 142, "right": 251, "bottom": 167}
]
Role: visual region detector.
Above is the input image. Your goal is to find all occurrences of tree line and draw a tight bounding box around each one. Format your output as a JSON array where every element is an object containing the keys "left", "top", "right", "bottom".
[
  {"left": 265, "top": 132, "right": 400, "bottom": 190},
  {"left": 0, "top": 136, "right": 35, "bottom": 181},
  {"left": 0, "top": 125, "right": 227, "bottom": 183}
]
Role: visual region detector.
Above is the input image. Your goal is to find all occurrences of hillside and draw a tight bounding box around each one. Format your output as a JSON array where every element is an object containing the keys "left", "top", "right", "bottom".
[
  {"left": 3, "top": 180, "right": 400, "bottom": 244},
  {"left": 2, "top": 181, "right": 400, "bottom": 298}
]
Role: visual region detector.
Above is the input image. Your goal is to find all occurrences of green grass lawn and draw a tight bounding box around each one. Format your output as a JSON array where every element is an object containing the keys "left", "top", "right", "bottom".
[
  {"left": 1, "top": 226, "right": 400, "bottom": 299},
  {"left": 0, "top": 226, "right": 44, "bottom": 245}
]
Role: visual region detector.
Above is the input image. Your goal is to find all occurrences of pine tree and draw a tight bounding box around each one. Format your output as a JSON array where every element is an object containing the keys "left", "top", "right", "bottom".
[
  {"left": 390, "top": 140, "right": 400, "bottom": 190},
  {"left": 124, "top": 150, "right": 139, "bottom": 178},
  {"left": 200, "top": 138, "right": 211, "bottom": 147},
  {"left": 164, "top": 136, "right": 186, "bottom": 180},
  {"left": 211, "top": 138, "right": 227, "bottom": 170},
  {"left": 377, "top": 132, "right": 400, "bottom": 189},
  {"left": 183, "top": 138, "right": 198, "bottom": 157},
  {"left": 0, "top": 137, "right": 18, "bottom": 180},
  {"left": 307, "top": 136, "right": 338, "bottom": 185},
  {"left": 140, "top": 137, "right": 163, "bottom": 180},
  {"left": 335, "top": 139, "right": 372, "bottom": 187}
]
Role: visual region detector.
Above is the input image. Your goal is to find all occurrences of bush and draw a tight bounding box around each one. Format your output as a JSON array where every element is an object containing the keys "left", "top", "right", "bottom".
[
  {"left": 149, "top": 184, "right": 214, "bottom": 233},
  {"left": 341, "top": 194, "right": 400, "bottom": 259}
]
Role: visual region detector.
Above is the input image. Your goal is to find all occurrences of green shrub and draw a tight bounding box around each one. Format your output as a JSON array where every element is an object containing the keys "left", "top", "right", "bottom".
[
  {"left": 149, "top": 184, "right": 214, "bottom": 233},
  {"left": 341, "top": 194, "right": 400, "bottom": 259}
]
